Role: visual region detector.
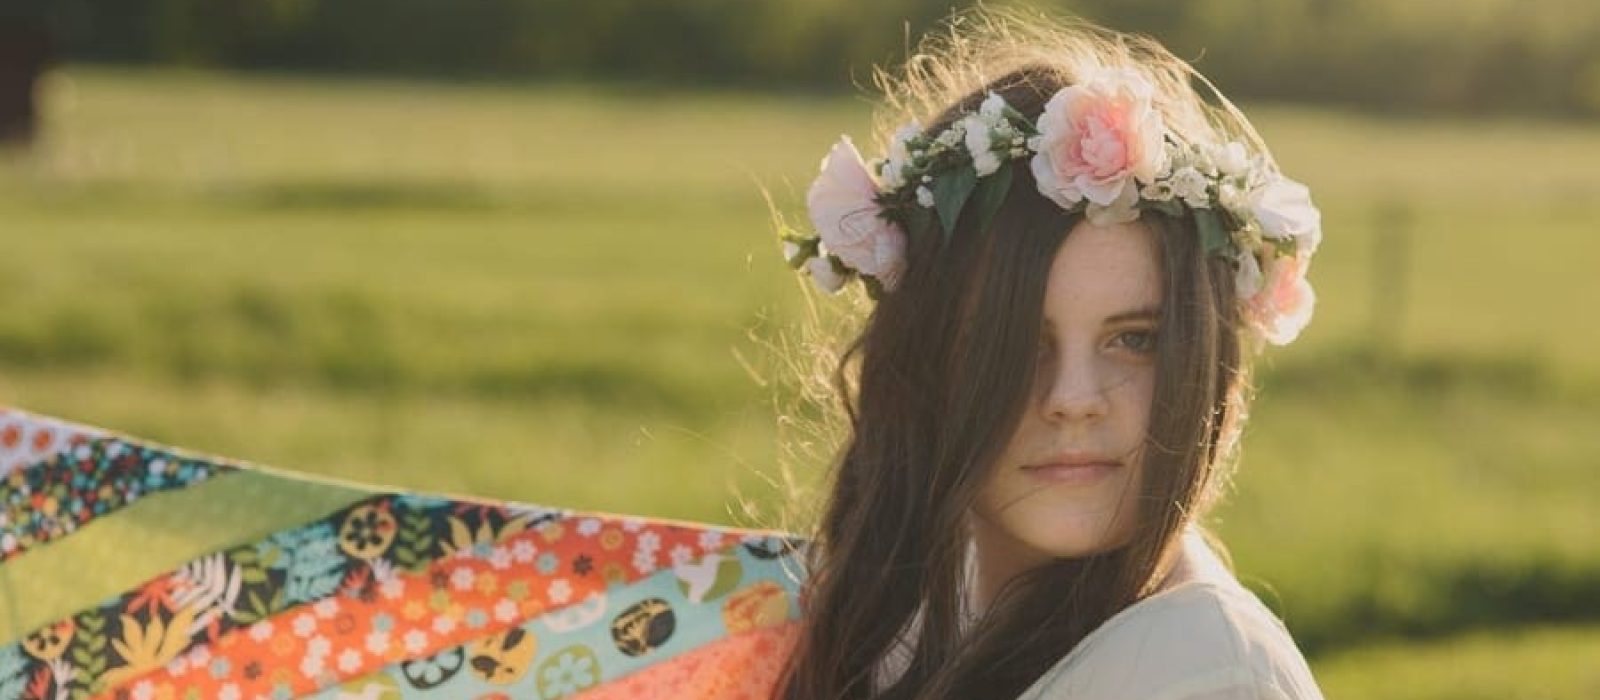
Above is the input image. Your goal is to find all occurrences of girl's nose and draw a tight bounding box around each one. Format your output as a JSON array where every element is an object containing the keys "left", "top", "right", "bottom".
[{"left": 1040, "top": 348, "right": 1111, "bottom": 424}]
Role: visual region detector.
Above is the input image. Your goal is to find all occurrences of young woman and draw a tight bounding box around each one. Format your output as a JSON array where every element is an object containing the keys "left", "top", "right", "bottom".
[{"left": 773, "top": 8, "right": 1325, "bottom": 700}]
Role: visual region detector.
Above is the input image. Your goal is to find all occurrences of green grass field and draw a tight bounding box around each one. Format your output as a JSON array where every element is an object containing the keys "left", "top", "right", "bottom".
[{"left": 2, "top": 67, "right": 1597, "bottom": 696}]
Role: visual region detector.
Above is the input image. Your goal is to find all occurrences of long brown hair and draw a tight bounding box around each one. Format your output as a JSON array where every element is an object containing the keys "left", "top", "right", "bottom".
[{"left": 774, "top": 6, "right": 1269, "bottom": 699}]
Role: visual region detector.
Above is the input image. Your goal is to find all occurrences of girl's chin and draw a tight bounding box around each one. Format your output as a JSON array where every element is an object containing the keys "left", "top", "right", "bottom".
[{"left": 1010, "top": 513, "right": 1133, "bottom": 559}]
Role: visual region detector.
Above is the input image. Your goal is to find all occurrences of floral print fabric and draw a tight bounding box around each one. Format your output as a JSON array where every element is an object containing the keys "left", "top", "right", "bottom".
[
  {"left": 0, "top": 410, "right": 101, "bottom": 479},
  {"left": 0, "top": 407, "right": 807, "bottom": 700},
  {"left": 2, "top": 422, "right": 231, "bottom": 563}
]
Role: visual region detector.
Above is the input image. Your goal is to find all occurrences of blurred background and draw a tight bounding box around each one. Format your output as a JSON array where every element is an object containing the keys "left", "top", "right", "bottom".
[{"left": 1, "top": 0, "right": 1597, "bottom": 696}]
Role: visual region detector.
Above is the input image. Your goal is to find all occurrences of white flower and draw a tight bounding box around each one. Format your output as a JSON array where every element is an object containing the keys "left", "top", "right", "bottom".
[
  {"left": 1031, "top": 67, "right": 1169, "bottom": 209},
  {"left": 313, "top": 597, "right": 339, "bottom": 619},
  {"left": 1250, "top": 175, "right": 1322, "bottom": 255},
  {"left": 512, "top": 539, "right": 537, "bottom": 563},
  {"left": 1084, "top": 183, "right": 1142, "bottom": 226},
  {"left": 915, "top": 185, "right": 935, "bottom": 208},
  {"left": 403, "top": 629, "right": 429, "bottom": 654},
  {"left": 971, "top": 150, "right": 1002, "bottom": 178},
  {"left": 1140, "top": 181, "right": 1176, "bottom": 202},
  {"left": 1188, "top": 143, "right": 1218, "bottom": 176},
  {"left": 380, "top": 576, "right": 406, "bottom": 600},
  {"left": 698, "top": 529, "right": 725, "bottom": 551},
  {"left": 432, "top": 615, "right": 457, "bottom": 635},
  {"left": 881, "top": 120, "right": 921, "bottom": 190},
  {"left": 1168, "top": 166, "right": 1211, "bottom": 209},
  {"left": 632, "top": 548, "right": 658, "bottom": 575},
  {"left": 960, "top": 114, "right": 1001, "bottom": 177},
  {"left": 298, "top": 654, "right": 324, "bottom": 680},
  {"left": 291, "top": 612, "right": 317, "bottom": 638},
  {"left": 669, "top": 544, "right": 695, "bottom": 567},
  {"left": 365, "top": 629, "right": 390, "bottom": 655},
  {"left": 1217, "top": 181, "right": 1250, "bottom": 216},
  {"left": 979, "top": 91, "right": 1008, "bottom": 119},
  {"left": 804, "top": 256, "right": 846, "bottom": 294},
  {"left": 489, "top": 546, "right": 512, "bottom": 570},
  {"left": 337, "top": 649, "right": 362, "bottom": 674},
  {"left": 248, "top": 621, "right": 274, "bottom": 642},
  {"left": 218, "top": 685, "right": 240, "bottom": 700},
  {"left": 807, "top": 135, "right": 908, "bottom": 289},
  {"left": 549, "top": 578, "right": 572, "bottom": 605},
  {"left": 131, "top": 680, "right": 155, "bottom": 700},
  {"left": 576, "top": 518, "right": 602, "bottom": 537},
  {"left": 494, "top": 599, "right": 519, "bottom": 622},
  {"left": 934, "top": 122, "right": 965, "bottom": 148},
  {"left": 1212, "top": 141, "right": 1250, "bottom": 177},
  {"left": 1153, "top": 143, "right": 1181, "bottom": 179},
  {"left": 636, "top": 531, "right": 660, "bottom": 551},
  {"left": 877, "top": 160, "right": 896, "bottom": 187},
  {"left": 450, "top": 566, "right": 475, "bottom": 591},
  {"left": 306, "top": 636, "right": 331, "bottom": 658}
]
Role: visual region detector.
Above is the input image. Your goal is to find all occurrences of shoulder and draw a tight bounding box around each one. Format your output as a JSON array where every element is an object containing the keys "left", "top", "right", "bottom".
[{"left": 1017, "top": 581, "right": 1325, "bottom": 700}]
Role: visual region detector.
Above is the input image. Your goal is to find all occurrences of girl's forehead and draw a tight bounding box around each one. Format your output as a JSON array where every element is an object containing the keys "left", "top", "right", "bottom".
[{"left": 1041, "top": 220, "right": 1164, "bottom": 322}]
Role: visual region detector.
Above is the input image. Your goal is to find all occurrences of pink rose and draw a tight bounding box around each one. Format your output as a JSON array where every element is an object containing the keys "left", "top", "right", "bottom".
[
  {"left": 1030, "top": 67, "right": 1169, "bottom": 219},
  {"left": 806, "top": 136, "right": 908, "bottom": 290},
  {"left": 1244, "top": 253, "right": 1315, "bottom": 345}
]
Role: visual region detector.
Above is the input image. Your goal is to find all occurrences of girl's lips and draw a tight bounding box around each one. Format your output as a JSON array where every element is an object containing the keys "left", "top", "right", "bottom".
[{"left": 1021, "top": 461, "right": 1120, "bottom": 485}]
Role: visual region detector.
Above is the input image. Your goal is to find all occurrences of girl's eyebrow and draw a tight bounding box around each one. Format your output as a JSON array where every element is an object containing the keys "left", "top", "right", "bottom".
[
  {"left": 1103, "top": 305, "right": 1162, "bottom": 324},
  {"left": 1042, "top": 304, "right": 1163, "bottom": 330}
]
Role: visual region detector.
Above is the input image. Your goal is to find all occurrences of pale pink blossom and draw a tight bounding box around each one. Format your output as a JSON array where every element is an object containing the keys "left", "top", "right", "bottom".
[
  {"left": 807, "top": 136, "right": 907, "bottom": 289},
  {"left": 1030, "top": 67, "right": 1169, "bottom": 221},
  {"left": 1245, "top": 253, "right": 1315, "bottom": 345}
]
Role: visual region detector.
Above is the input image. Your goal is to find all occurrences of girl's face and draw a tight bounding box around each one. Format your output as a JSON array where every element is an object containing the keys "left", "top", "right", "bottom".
[{"left": 972, "top": 218, "right": 1161, "bottom": 570}]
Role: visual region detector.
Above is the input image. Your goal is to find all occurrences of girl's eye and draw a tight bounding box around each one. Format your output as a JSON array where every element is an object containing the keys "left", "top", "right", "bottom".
[{"left": 1112, "top": 329, "right": 1158, "bottom": 354}]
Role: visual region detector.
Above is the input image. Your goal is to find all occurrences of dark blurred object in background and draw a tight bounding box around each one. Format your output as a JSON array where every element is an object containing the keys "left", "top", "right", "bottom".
[{"left": 0, "top": 13, "right": 54, "bottom": 146}]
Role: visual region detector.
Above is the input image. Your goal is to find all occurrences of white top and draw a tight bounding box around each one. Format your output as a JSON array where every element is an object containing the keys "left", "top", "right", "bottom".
[{"left": 1013, "top": 527, "right": 1326, "bottom": 700}]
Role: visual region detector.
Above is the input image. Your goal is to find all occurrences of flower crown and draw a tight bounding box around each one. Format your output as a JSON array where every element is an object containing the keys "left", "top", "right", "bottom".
[{"left": 781, "top": 67, "right": 1322, "bottom": 346}]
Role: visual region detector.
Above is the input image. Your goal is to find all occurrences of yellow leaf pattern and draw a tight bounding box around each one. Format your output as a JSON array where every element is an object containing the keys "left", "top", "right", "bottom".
[{"left": 99, "top": 604, "right": 200, "bottom": 688}]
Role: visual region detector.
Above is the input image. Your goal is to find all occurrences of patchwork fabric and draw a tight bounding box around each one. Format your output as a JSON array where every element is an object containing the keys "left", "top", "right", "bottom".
[
  {"left": 1, "top": 437, "right": 236, "bottom": 563},
  {"left": 0, "top": 410, "right": 102, "bottom": 480},
  {"left": 0, "top": 407, "right": 808, "bottom": 700}
]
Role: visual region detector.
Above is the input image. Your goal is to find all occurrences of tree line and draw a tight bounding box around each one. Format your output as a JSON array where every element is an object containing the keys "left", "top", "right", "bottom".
[{"left": 15, "top": 0, "right": 1600, "bottom": 116}]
